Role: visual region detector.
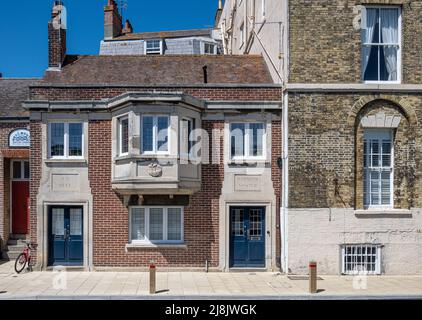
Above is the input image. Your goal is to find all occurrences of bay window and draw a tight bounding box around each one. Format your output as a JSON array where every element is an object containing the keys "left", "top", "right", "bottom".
[
  {"left": 141, "top": 115, "right": 170, "bottom": 155},
  {"left": 361, "top": 7, "right": 401, "bottom": 82},
  {"left": 49, "top": 122, "right": 83, "bottom": 159},
  {"left": 364, "top": 130, "right": 393, "bottom": 209},
  {"left": 230, "top": 123, "right": 266, "bottom": 160},
  {"left": 130, "top": 207, "right": 184, "bottom": 244}
]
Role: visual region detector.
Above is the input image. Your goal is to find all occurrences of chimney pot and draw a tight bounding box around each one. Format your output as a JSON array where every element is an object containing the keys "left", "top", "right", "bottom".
[{"left": 122, "top": 19, "right": 133, "bottom": 34}]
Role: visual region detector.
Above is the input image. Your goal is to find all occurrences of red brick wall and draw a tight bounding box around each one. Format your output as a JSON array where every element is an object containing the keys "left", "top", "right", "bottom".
[
  {"left": 271, "top": 120, "right": 282, "bottom": 268},
  {"left": 89, "top": 120, "right": 224, "bottom": 267},
  {"left": 29, "top": 122, "right": 42, "bottom": 262},
  {"left": 30, "top": 87, "right": 282, "bottom": 102}
]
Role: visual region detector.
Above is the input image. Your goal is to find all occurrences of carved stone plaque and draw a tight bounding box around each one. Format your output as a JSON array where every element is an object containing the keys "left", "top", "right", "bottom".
[
  {"left": 234, "top": 175, "right": 261, "bottom": 192},
  {"left": 52, "top": 174, "right": 79, "bottom": 192}
]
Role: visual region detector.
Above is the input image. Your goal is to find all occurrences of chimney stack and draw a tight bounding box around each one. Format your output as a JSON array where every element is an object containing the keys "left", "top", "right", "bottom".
[
  {"left": 48, "top": 1, "right": 67, "bottom": 70},
  {"left": 104, "top": 0, "right": 123, "bottom": 40},
  {"left": 122, "top": 19, "right": 133, "bottom": 35},
  {"left": 214, "top": 0, "right": 224, "bottom": 27}
]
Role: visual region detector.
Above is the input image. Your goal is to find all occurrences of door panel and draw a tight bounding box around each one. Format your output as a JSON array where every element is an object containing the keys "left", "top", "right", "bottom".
[
  {"left": 230, "top": 207, "right": 266, "bottom": 268},
  {"left": 48, "top": 206, "right": 83, "bottom": 266},
  {"left": 12, "top": 181, "right": 30, "bottom": 234}
]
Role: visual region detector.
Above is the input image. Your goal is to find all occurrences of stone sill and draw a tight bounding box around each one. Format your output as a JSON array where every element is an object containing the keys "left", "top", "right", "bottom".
[
  {"left": 355, "top": 209, "right": 412, "bottom": 216},
  {"left": 44, "top": 159, "right": 87, "bottom": 164},
  {"left": 125, "top": 243, "right": 188, "bottom": 251}
]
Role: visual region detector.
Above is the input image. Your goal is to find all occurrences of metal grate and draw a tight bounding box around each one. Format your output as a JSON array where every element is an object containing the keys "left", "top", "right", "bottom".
[{"left": 342, "top": 244, "right": 381, "bottom": 275}]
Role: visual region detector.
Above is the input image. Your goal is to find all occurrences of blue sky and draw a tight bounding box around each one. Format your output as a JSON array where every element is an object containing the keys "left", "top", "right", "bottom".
[{"left": 0, "top": 0, "right": 218, "bottom": 78}]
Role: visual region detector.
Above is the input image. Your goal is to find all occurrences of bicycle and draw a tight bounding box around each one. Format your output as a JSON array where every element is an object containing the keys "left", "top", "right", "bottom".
[{"left": 14, "top": 242, "right": 37, "bottom": 274}]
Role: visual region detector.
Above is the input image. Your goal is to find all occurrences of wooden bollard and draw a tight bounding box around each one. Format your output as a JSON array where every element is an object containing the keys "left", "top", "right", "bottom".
[
  {"left": 149, "top": 261, "right": 156, "bottom": 294},
  {"left": 309, "top": 261, "right": 317, "bottom": 294}
]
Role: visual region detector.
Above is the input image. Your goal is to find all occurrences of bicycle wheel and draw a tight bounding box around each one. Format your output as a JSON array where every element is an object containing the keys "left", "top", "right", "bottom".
[{"left": 14, "top": 253, "right": 27, "bottom": 274}]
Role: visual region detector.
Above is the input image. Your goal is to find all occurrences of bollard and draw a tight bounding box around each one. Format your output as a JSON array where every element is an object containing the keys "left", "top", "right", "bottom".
[
  {"left": 309, "top": 261, "right": 317, "bottom": 294},
  {"left": 149, "top": 261, "right": 156, "bottom": 294}
]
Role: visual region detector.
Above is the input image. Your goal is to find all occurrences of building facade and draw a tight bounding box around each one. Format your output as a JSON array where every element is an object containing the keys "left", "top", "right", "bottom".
[
  {"left": 220, "top": 0, "right": 422, "bottom": 275},
  {"left": 21, "top": 2, "right": 283, "bottom": 271},
  {"left": 0, "top": 79, "right": 38, "bottom": 260},
  {"left": 100, "top": 0, "right": 221, "bottom": 56}
]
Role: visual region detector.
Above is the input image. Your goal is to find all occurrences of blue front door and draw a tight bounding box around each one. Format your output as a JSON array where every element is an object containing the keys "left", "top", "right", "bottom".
[
  {"left": 48, "top": 206, "right": 83, "bottom": 266},
  {"left": 230, "top": 207, "right": 265, "bottom": 268}
]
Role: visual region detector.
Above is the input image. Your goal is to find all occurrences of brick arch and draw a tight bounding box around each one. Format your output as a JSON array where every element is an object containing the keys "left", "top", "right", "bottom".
[{"left": 347, "top": 95, "right": 418, "bottom": 127}]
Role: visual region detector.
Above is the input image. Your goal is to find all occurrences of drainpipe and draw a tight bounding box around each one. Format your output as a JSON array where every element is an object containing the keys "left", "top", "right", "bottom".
[
  {"left": 281, "top": 90, "right": 289, "bottom": 274},
  {"left": 280, "top": 0, "right": 290, "bottom": 274}
]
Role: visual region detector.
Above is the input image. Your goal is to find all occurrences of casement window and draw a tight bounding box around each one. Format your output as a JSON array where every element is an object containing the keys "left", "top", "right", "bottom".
[
  {"left": 130, "top": 207, "right": 184, "bottom": 244},
  {"left": 12, "top": 160, "right": 29, "bottom": 180},
  {"left": 141, "top": 115, "right": 170, "bottom": 155},
  {"left": 180, "top": 117, "right": 195, "bottom": 159},
  {"left": 145, "top": 39, "right": 163, "bottom": 55},
  {"left": 202, "top": 42, "right": 217, "bottom": 55},
  {"left": 230, "top": 123, "right": 266, "bottom": 160},
  {"left": 48, "top": 122, "right": 84, "bottom": 159},
  {"left": 118, "top": 116, "right": 129, "bottom": 155},
  {"left": 363, "top": 130, "right": 393, "bottom": 209},
  {"left": 342, "top": 245, "right": 382, "bottom": 275},
  {"left": 361, "top": 7, "right": 401, "bottom": 82}
]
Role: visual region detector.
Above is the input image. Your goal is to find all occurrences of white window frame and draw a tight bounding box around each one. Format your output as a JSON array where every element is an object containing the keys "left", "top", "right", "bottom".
[
  {"left": 118, "top": 115, "right": 129, "bottom": 156},
  {"left": 362, "top": 6, "right": 402, "bottom": 84},
  {"left": 141, "top": 115, "right": 170, "bottom": 156},
  {"left": 363, "top": 129, "right": 394, "bottom": 210},
  {"left": 201, "top": 42, "right": 217, "bottom": 55},
  {"left": 229, "top": 122, "right": 267, "bottom": 161},
  {"left": 48, "top": 122, "right": 84, "bottom": 160},
  {"left": 144, "top": 39, "right": 163, "bottom": 55},
  {"left": 341, "top": 244, "right": 382, "bottom": 275},
  {"left": 11, "top": 159, "right": 30, "bottom": 181},
  {"left": 129, "top": 206, "right": 184, "bottom": 244}
]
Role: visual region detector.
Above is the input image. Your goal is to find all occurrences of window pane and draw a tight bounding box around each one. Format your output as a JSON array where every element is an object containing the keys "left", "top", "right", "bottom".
[
  {"left": 24, "top": 161, "right": 30, "bottom": 179},
  {"left": 230, "top": 123, "right": 245, "bottom": 158},
  {"left": 120, "top": 118, "right": 129, "bottom": 154},
  {"left": 131, "top": 208, "right": 145, "bottom": 241},
  {"left": 249, "top": 123, "right": 265, "bottom": 157},
  {"left": 69, "top": 123, "right": 83, "bottom": 157},
  {"left": 167, "top": 208, "right": 182, "bottom": 241},
  {"left": 13, "top": 161, "right": 21, "bottom": 179},
  {"left": 50, "top": 123, "right": 65, "bottom": 157},
  {"left": 149, "top": 208, "right": 163, "bottom": 241},
  {"left": 157, "top": 117, "right": 169, "bottom": 152},
  {"left": 70, "top": 208, "right": 82, "bottom": 236},
  {"left": 142, "top": 117, "right": 154, "bottom": 152},
  {"left": 52, "top": 208, "right": 64, "bottom": 236}
]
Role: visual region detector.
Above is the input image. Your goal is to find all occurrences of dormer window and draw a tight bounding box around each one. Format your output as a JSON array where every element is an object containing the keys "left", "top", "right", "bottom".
[
  {"left": 362, "top": 7, "right": 401, "bottom": 83},
  {"left": 145, "top": 39, "right": 163, "bottom": 55},
  {"left": 202, "top": 42, "right": 217, "bottom": 55}
]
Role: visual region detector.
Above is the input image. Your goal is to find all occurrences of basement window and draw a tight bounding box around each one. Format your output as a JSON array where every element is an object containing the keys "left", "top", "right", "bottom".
[{"left": 342, "top": 244, "right": 382, "bottom": 275}]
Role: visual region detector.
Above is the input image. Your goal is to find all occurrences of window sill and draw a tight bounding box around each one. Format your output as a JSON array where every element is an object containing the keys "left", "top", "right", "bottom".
[
  {"left": 45, "top": 158, "right": 87, "bottom": 164},
  {"left": 355, "top": 209, "right": 411, "bottom": 216},
  {"left": 228, "top": 160, "right": 269, "bottom": 166},
  {"left": 125, "top": 243, "right": 187, "bottom": 250}
]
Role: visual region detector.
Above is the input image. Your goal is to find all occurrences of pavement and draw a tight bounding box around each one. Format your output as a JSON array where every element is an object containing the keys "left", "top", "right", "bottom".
[{"left": 0, "top": 261, "right": 422, "bottom": 300}]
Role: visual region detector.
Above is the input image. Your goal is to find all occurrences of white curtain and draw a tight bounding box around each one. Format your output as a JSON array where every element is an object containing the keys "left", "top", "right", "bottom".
[
  {"left": 361, "top": 9, "right": 377, "bottom": 79},
  {"left": 381, "top": 9, "right": 399, "bottom": 81}
]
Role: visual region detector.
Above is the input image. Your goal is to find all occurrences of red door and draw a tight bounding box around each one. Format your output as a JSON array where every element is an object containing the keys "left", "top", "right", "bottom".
[
  {"left": 11, "top": 160, "right": 30, "bottom": 234},
  {"left": 12, "top": 181, "right": 30, "bottom": 234}
]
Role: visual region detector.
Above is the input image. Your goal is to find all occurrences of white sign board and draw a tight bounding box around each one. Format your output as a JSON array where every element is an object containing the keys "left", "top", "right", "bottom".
[{"left": 9, "top": 129, "right": 30, "bottom": 148}]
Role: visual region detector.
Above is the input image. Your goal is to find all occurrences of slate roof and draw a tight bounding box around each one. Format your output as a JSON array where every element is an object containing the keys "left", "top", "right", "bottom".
[
  {"left": 111, "top": 28, "right": 212, "bottom": 41},
  {"left": 0, "top": 79, "right": 40, "bottom": 117},
  {"left": 43, "top": 55, "right": 273, "bottom": 85}
]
